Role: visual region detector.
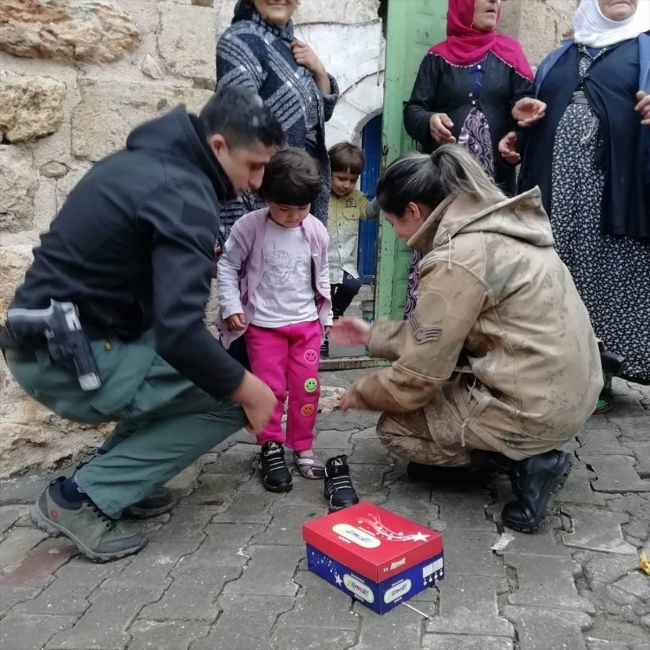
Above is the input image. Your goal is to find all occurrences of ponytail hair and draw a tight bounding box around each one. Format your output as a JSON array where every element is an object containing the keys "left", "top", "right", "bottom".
[{"left": 375, "top": 144, "right": 504, "bottom": 218}]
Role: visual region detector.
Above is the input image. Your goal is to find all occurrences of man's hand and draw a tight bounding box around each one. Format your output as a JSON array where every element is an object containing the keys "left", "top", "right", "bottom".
[
  {"left": 512, "top": 98, "right": 546, "bottom": 128},
  {"left": 330, "top": 317, "right": 371, "bottom": 346},
  {"left": 429, "top": 113, "right": 456, "bottom": 144},
  {"left": 636, "top": 91, "right": 650, "bottom": 125},
  {"left": 498, "top": 131, "right": 521, "bottom": 164},
  {"left": 231, "top": 371, "right": 277, "bottom": 435},
  {"left": 226, "top": 314, "right": 246, "bottom": 332}
]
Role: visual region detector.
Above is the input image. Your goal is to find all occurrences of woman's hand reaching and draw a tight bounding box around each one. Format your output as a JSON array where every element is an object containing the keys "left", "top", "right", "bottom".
[
  {"left": 512, "top": 98, "right": 546, "bottom": 128},
  {"left": 636, "top": 91, "right": 650, "bottom": 125},
  {"left": 330, "top": 317, "right": 371, "bottom": 347},
  {"left": 429, "top": 113, "right": 456, "bottom": 144}
]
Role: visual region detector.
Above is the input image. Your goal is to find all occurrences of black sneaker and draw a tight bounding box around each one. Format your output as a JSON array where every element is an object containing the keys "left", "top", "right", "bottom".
[
  {"left": 502, "top": 450, "right": 573, "bottom": 533},
  {"left": 324, "top": 455, "right": 359, "bottom": 512},
  {"left": 320, "top": 339, "right": 329, "bottom": 358},
  {"left": 260, "top": 442, "right": 293, "bottom": 493},
  {"left": 124, "top": 488, "right": 174, "bottom": 519}
]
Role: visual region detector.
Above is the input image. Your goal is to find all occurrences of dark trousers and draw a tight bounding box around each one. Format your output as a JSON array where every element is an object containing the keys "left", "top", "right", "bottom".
[{"left": 331, "top": 273, "right": 362, "bottom": 318}]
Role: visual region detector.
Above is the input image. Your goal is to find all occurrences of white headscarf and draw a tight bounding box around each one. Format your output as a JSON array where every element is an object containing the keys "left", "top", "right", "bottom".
[{"left": 574, "top": 0, "right": 650, "bottom": 47}]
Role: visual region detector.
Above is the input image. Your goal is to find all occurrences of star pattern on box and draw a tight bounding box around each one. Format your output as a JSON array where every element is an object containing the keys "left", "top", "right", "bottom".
[{"left": 356, "top": 514, "right": 431, "bottom": 543}]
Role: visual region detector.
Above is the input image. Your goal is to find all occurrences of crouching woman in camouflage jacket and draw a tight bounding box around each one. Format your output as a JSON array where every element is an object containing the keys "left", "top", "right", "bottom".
[{"left": 330, "top": 145, "right": 602, "bottom": 534}]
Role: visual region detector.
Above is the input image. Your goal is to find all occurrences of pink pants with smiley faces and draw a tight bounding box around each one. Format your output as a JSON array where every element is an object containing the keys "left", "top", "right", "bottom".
[{"left": 245, "top": 320, "right": 322, "bottom": 451}]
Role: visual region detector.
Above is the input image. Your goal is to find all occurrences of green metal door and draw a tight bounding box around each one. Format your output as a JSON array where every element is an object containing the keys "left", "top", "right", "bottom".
[{"left": 375, "top": 0, "right": 448, "bottom": 320}]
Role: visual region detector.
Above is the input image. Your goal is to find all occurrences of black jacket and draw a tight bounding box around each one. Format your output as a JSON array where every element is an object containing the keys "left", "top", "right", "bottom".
[
  {"left": 403, "top": 51, "right": 534, "bottom": 195},
  {"left": 1, "top": 107, "right": 245, "bottom": 399}
]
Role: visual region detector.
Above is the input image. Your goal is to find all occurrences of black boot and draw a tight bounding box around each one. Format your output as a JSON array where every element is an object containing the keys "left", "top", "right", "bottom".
[
  {"left": 324, "top": 455, "right": 359, "bottom": 512},
  {"left": 260, "top": 442, "right": 293, "bottom": 493},
  {"left": 502, "top": 450, "right": 573, "bottom": 533},
  {"left": 407, "top": 462, "right": 481, "bottom": 484},
  {"left": 320, "top": 338, "right": 329, "bottom": 358}
]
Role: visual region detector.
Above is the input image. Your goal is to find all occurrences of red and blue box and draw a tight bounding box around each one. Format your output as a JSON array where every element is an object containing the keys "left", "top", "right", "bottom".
[{"left": 302, "top": 502, "right": 444, "bottom": 614}]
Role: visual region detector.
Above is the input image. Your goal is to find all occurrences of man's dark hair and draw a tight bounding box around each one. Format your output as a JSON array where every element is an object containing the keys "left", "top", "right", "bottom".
[
  {"left": 200, "top": 86, "right": 285, "bottom": 150},
  {"left": 329, "top": 142, "right": 365, "bottom": 175},
  {"left": 257, "top": 148, "right": 322, "bottom": 206}
]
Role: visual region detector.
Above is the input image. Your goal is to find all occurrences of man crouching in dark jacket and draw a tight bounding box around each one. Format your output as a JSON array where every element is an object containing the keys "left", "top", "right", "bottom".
[{"left": 0, "top": 86, "right": 283, "bottom": 562}]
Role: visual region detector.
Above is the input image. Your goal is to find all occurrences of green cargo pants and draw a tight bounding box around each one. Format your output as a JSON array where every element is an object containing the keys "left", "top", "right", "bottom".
[{"left": 6, "top": 330, "right": 246, "bottom": 518}]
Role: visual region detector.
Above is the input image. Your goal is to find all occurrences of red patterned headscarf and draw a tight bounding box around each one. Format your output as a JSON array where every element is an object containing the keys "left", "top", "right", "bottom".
[{"left": 428, "top": 0, "right": 534, "bottom": 81}]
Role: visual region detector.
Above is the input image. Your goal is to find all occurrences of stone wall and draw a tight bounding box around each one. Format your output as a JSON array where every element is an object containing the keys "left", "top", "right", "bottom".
[{"left": 0, "top": 0, "right": 576, "bottom": 478}]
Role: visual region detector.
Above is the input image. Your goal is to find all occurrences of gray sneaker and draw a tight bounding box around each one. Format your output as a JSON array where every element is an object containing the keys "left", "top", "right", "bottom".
[{"left": 32, "top": 478, "right": 148, "bottom": 562}]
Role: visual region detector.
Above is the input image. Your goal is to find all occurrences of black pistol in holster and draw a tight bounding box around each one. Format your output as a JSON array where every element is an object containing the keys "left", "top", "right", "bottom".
[
  {"left": 598, "top": 341, "right": 626, "bottom": 376},
  {"left": 5, "top": 300, "right": 102, "bottom": 391}
]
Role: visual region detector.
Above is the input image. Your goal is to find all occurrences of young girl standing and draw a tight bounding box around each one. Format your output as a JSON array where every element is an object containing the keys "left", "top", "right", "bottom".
[{"left": 217, "top": 148, "right": 333, "bottom": 493}]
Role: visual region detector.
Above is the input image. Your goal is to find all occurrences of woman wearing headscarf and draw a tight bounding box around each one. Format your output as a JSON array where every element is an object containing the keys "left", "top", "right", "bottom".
[
  {"left": 401, "top": 0, "right": 545, "bottom": 318},
  {"left": 501, "top": 0, "right": 650, "bottom": 412},
  {"left": 216, "top": 0, "right": 339, "bottom": 241}
]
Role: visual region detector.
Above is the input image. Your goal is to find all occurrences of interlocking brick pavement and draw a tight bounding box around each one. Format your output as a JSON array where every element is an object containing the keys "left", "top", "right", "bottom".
[{"left": 1, "top": 377, "right": 649, "bottom": 649}]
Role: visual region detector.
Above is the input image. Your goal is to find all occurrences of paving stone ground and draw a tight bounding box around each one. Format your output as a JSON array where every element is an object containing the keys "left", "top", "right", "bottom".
[{"left": 1, "top": 376, "right": 649, "bottom": 650}]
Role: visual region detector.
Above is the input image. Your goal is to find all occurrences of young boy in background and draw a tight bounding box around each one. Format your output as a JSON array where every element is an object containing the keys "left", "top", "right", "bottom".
[{"left": 322, "top": 142, "right": 379, "bottom": 357}]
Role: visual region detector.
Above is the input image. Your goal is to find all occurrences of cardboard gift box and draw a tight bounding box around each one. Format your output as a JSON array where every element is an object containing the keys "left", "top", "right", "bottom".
[{"left": 302, "top": 502, "right": 444, "bottom": 614}]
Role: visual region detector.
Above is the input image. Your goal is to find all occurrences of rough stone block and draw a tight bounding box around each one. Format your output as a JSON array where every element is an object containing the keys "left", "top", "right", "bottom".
[
  {"left": 72, "top": 81, "right": 213, "bottom": 161},
  {"left": 317, "top": 409, "right": 380, "bottom": 432},
  {"left": 102, "top": 542, "right": 198, "bottom": 589},
  {"left": 630, "top": 443, "right": 650, "bottom": 478},
  {"left": 15, "top": 573, "right": 95, "bottom": 617},
  {"left": 294, "top": 0, "right": 379, "bottom": 24},
  {"left": 583, "top": 455, "right": 650, "bottom": 493},
  {"left": 0, "top": 537, "right": 77, "bottom": 588},
  {"left": 504, "top": 554, "right": 595, "bottom": 613},
  {"left": 0, "top": 0, "right": 140, "bottom": 63},
  {"left": 0, "top": 526, "right": 49, "bottom": 574},
  {"left": 275, "top": 570, "right": 358, "bottom": 630},
  {"left": 351, "top": 464, "right": 389, "bottom": 496},
  {"left": 616, "top": 417, "right": 650, "bottom": 443},
  {"left": 577, "top": 430, "right": 633, "bottom": 456},
  {"left": 129, "top": 620, "right": 209, "bottom": 650},
  {"left": 252, "top": 505, "right": 322, "bottom": 546},
  {"left": 200, "top": 443, "right": 258, "bottom": 476},
  {"left": 441, "top": 530, "right": 507, "bottom": 577},
  {"left": 0, "top": 149, "right": 37, "bottom": 233},
  {"left": 140, "top": 564, "right": 240, "bottom": 622},
  {"left": 613, "top": 573, "right": 650, "bottom": 601},
  {"left": 422, "top": 636, "right": 513, "bottom": 650},
  {"left": 211, "top": 491, "right": 274, "bottom": 525},
  {"left": 150, "top": 506, "right": 219, "bottom": 543},
  {"left": 558, "top": 464, "right": 606, "bottom": 506},
  {"left": 583, "top": 552, "right": 642, "bottom": 588},
  {"left": 192, "top": 595, "right": 294, "bottom": 650},
  {"left": 271, "top": 627, "right": 357, "bottom": 650},
  {"left": 178, "top": 522, "right": 264, "bottom": 568},
  {"left": 349, "top": 437, "right": 392, "bottom": 465},
  {"left": 503, "top": 606, "right": 591, "bottom": 650},
  {"left": 353, "top": 599, "right": 427, "bottom": 649},
  {"left": 163, "top": 465, "right": 201, "bottom": 497},
  {"left": 313, "top": 429, "right": 354, "bottom": 449},
  {"left": 0, "top": 613, "right": 76, "bottom": 650},
  {"left": 433, "top": 490, "right": 496, "bottom": 532},
  {"left": 46, "top": 588, "right": 162, "bottom": 650},
  {"left": 224, "top": 545, "right": 302, "bottom": 597},
  {"left": 384, "top": 478, "right": 439, "bottom": 526},
  {"left": 0, "top": 70, "right": 65, "bottom": 142},
  {"left": 0, "top": 587, "right": 40, "bottom": 617},
  {"left": 562, "top": 506, "right": 638, "bottom": 556},
  {"left": 179, "top": 472, "right": 245, "bottom": 506},
  {"left": 0, "top": 504, "right": 25, "bottom": 538},
  {"left": 427, "top": 574, "right": 513, "bottom": 638},
  {"left": 158, "top": 3, "right": 216, "bottom": 86},
  {"left": 491, "top": 524, "right": 570, "bottom": 559}
]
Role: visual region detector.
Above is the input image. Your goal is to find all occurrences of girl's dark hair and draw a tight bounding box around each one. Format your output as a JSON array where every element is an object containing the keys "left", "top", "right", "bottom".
[
  {"left": 375, "top": 144, "right": 504, "bottom": 217},
  {"left": 257, "top": 148, "right": 322, "bottom": 206},
  {"left": 329, "top": 142, "right": 365, "bottom": 175}
]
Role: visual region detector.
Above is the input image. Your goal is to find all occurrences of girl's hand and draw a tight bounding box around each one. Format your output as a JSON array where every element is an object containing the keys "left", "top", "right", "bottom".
[
  {"left": 330, "top": 317, "right": 371, "bottom": 346},
  {"left": 512, "top": 98, "right": 546, "bottom": 128},
  {"left": 339, "top": 389, "right": 355, "bottom": 412},
  {"left": 324, "top": 326, "right": 332, "bottom": 336},
  {"left": 429, "top": 113, "right": 456, "bottom": 144},
  {"left": 636, "top": 91, "right": 650, "bottom": 125},
  {"left": 226, "top": 314, "right": 246, "bottom": 332}
]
